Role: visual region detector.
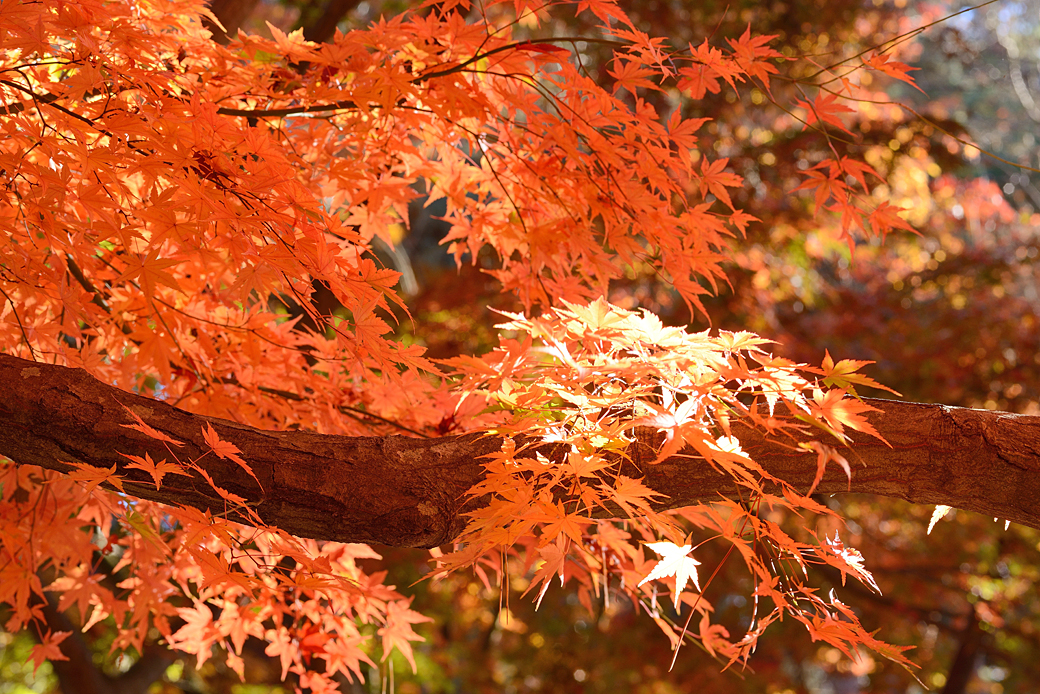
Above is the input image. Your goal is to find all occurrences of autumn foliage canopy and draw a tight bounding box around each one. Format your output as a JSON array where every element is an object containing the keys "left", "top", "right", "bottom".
[{"left": 0, "top": 0, "right": 978, "bottom": 688}]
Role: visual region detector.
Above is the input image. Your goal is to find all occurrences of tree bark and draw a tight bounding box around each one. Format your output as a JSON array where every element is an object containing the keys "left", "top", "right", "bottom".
[
  {"left": 940, "top": 607, "right": 983, "bottom": 694},
  {"left": 204, "top": 0, "right": 260, "bottom": 43},
  {"left": 1, "top": 353, "right": 1039, "bottom": 547}
]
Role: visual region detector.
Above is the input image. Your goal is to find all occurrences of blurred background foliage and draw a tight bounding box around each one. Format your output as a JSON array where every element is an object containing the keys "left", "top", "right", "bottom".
[{"left": 5, "top": 0, "right": 1040, "bottom": 693}]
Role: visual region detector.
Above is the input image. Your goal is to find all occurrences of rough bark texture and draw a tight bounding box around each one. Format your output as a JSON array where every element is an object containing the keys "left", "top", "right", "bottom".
[{"left": 2, "top": 353, "right": 1039, "bottom": 547}]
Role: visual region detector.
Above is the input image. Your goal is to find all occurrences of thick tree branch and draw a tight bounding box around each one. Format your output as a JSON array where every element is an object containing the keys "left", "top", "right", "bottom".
[{"left": 1, "top": 353, "right": 1039, "bottom": 547}]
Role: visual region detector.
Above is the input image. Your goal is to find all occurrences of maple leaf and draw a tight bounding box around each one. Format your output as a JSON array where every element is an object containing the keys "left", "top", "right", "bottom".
[
  {"left": 638, "top": 541, "right": 701, "bottom": 609},
  {"left": 263, "top": 627, "right": 296, "bottom": 681},
  {"left": 48, "top": 570, "right": 109, "bottom": 623},
  {"left": 792, "top": 164, "right": 849, "bottom": 213},
  {"left": 838, "top": 157, "right": 882, "bottom": 193},
  {"left": 698, "top": 157, "right": 740, "bottom": 210},
  {"left": 265, "top": 21, "right": 316, "bottom": 59},
  {"left": 67, "top": 462, "right": 125, "bottom": 494},
  {"left": 798, "top": 92, "right": 855, "bottom": 135},
  {"left": 683, "top": 40, "right": 742, "bottom": 96},
  {"left": 801, "top": 441, "right": 852, "bottom": 496},
  {"left": 171, "top": 603, "right": 222, "bottom": 668},
  {"left": 29, "top": 631, "right": 71, "bottom": 673},
  {"left": 667, "top": 111, "right": 709, "bottom": 151},
  {"left": 113, "top": 249, "right": 184, "bottom": 296},
  {"left": 678, "top": 63, "right": 723, "bottom": 100},
  {"left": 604, "top": 475, "right": 662, "bottom": 517},
  {"left": 635, "top": 398, "right": 704, "bottom": 463},
  {"left": 810, "top": 388, "right": 884, "bottom": 442},
  {"left": 120, "top": 451, "right": 190, "bottom": 490},
  {"left": 809, "top": 350, "right": 900, "bottom": 397},
  {"left": 823, "top": 531, "right": 880, "bottom": 594},
  {"left": 868, "top": 200, "right": 917, "bottom": 239},
  {"left": 119, "top": 405, "right": 184, "bottom": 446},
  {"left": 608, "top": 57, "right": 661, "bottom": 95},
  {"left": 379, "top": 598, "right": 433, "bottom": 674},
  {"left": 521, "top": 535, "right": 568, "bottom": 609},
  {"left": 202, "top": 424, "right": 262, "bottom": 489},
  {"left": 863, "top": 52, "right": 923, "bottom": 92},
  {"left": 574, "top": 0, "right": 629, "bottom": 26},
  {"left": 726, "top": 25, "right": 781, "bottom": 86}
]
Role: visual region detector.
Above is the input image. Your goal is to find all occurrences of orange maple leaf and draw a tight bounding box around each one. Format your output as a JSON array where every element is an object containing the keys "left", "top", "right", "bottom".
[
  {"left": 201, "top": 424, "right": 262, "bottom": 489},
  {"left": 522, "top": 535, "right": 569, "bottom": 609},
  {"left": 609, "top": 57, "right": 661, "bottom": 95},
  {"left": 113, "top": 249, "right": 184, "bottom": 296},
  {"left": 863, "top": 52, "right": 923, "bottom": 92},
  {"left": 798, "top": 92, "right": 855, "bottom": 135},
  {"left": 121, "top": 451, "right": 190, "bottom": 490},
  {"left": 29, "top": 631, "right": 71, "bottom": 673},
  {"left": 574, "top": 0, "right": 629, "bottom": 25},
  {"left": 811, "top": 389, "right": 884, "bottom": 442},
  {"left": 807, "top": 349, "right": 900, "bottom": 397},
  {"left": 67, "top": 462, "right": 125, "bottom": 493},
  {"left": 868, "top": 200, "right": 917, "bottom": 239},
  {"left": 801, "top": 441, "right": 852, "bottom": 496},
  {"left": 379, "top": 599, "right": 433, "bottom": 673},
  {"left": 698, "top": 157, "right": 741, "bottom": 209},
  {"left": 726, "top": 25, "right": 781, "bottom": 87},
  {"left": 119, "top": 404, "right": 184, "bottom": 447}
]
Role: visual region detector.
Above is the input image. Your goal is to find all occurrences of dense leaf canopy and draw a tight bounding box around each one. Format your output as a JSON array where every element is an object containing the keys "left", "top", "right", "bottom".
[{"left": 1, "top": 0, "right": 1038, "bottom": 692}]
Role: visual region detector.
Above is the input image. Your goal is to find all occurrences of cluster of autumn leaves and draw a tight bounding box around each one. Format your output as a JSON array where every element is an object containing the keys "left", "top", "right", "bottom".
[
  {"left": 434, "top": 299, "right": 908, "bottom": 666},
  {"left": 0, "top": 0, "right": 935, "bottom": 686}
]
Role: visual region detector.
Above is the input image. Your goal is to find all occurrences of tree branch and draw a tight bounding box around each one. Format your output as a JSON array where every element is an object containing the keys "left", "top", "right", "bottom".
[{"left": 1, "top": 353, "right": 1038, "bottom": 547}]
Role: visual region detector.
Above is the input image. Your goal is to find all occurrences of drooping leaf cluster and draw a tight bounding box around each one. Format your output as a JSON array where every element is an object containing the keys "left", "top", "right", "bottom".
[{"left": 437, "top": 297, "right": 908, "bottom": 666}]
